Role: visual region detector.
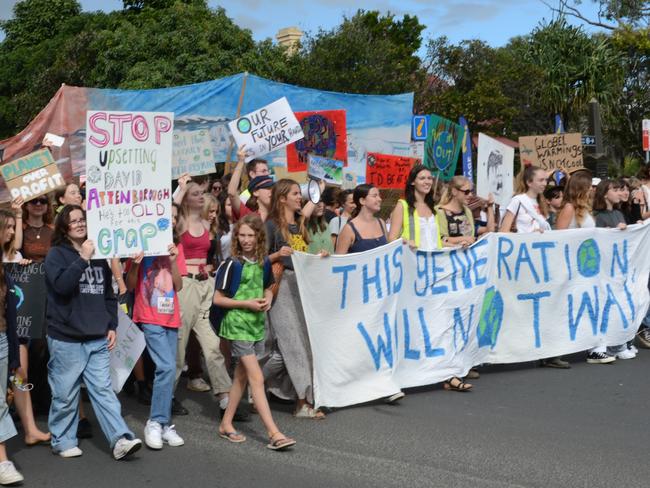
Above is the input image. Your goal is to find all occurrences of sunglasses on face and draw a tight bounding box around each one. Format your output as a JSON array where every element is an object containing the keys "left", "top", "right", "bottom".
[
  {"left": 212, "top": 186, "right": 222, "bottom": 191},
  {"left": 29, "top": 198, "right": 48, "bottom": 205},
  {"left": 456, "top": 188, "right": 472, "bottom": 195}
]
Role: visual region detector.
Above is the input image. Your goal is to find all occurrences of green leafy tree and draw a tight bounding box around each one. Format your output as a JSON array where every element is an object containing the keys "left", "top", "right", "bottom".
[{"left": 290, "top": 10, "right": 426, "bottom": 95}]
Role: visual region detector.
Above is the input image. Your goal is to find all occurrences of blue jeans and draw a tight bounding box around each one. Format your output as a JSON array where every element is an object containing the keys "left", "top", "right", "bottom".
[
  {"left": 47, "top": 336, "right": 135, "bottom": 452},
  {"left": 142, "top": 324, "right": 178, "bottom": 426},
  {"left": 0, "top": 333, "right": 16, "bottom": 443}
]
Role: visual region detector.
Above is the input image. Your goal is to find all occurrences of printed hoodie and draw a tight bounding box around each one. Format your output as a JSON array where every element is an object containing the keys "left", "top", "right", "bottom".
[{"left": 45, "top": 243, "right": 117, "bottom": 342}]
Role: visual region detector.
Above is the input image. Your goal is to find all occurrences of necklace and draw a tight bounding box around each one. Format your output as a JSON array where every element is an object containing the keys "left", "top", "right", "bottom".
[{"left": 28, "top": 223, "right": 44, "bottom": 240}]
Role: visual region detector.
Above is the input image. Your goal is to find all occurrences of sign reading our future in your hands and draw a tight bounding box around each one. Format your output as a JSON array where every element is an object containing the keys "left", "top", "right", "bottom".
[
  {"left": 85, "top": 111, "right": 174, "bottom": 258},
  {"left": 228, "top": 97, "right": 304, "bottom": 162}
]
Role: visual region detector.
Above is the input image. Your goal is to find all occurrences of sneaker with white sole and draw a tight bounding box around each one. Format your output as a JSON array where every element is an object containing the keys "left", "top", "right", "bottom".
[
  {"left": 58, "top": 446, "right": 83, "bottom": 458},
  {"left": 384, "top": 391, "right": 405, "bottom": 404},
  {"left": 637, "top": 328, "right": 650, "bottom": 349},
  {"left": 162, "top": 425, "right": 184, "bottom": 447},
  {"left": 586, "top": 351, "right": 616, "bottom": 364},
  {"left": 144, "top": 420, "right": 163, "bottom": 450},
  {"left": 187, "top": 378, "right": 211, "bottom": 392},
  {"left": 0, "top": 461, "right": 23, "bottom": 485},
  {"left": 112, "top": 437, "right": 142, "bottom": 460},
  {"left": 615, "top": 348, "right": 636, "bottom": 360},
  {"left": 628, "top": 344, "right": 639, "bottom": 354}
]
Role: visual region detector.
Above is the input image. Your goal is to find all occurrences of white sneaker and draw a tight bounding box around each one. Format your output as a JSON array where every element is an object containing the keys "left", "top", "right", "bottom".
[
  {"left": 144, "top": 420, "right": 163, "bottom": 450},
  {"left": 629, "top": 344, "right": 639, "bottom": 354},
  {"left": 58, "top": 446, "right": 83, "bottom": 458},
  {"left": 384, "top": 391, "right": 405, "bottom": 404},
  {"left": 162, "top": 425, "right": 184, "bottom": 447},
  {"left": 112, "top": 437, "right": 142, "bottom": 460},
  {"left": 0, "top": 461, "right": 24, "bottom": 485},
  {"left": 187, "top": 378, "right": 211, "bottom": 392},
  {"left": 616, "top": 348, "right": 636, "bottom": 360}
]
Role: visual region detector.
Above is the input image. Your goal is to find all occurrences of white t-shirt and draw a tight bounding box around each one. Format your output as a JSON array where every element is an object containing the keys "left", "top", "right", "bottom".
[
  {"left": 418, "top": 215, "right": 439, "bottom": 251},
  {"left": 328, "top": 216, "right": 348, "bottom": 236},
  {"left": 506, "top": 194, "right": 547, "bottom": 233},
  {"left": 220, "top": 224, "right": 234, "bottom": 261},
  {"left": 2, "top": 251, "right": 22, "bottom": 263},
  {"left": 569, "top": 212, "right": 596, "bottom": 229}
]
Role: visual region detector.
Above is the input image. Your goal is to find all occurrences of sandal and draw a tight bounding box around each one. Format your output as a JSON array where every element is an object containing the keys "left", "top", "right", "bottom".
[
  {"left": 443, "top": 377, "right": 472, "bottom": 392},
  {"left": 267, "top": 432, "right": 296, "bottom": 451},
  {"left": 293, "top": 404, "right": 325, "bottom": 420},
  {"left": 465, "top": 368, "right": 480, "bottom": 380},
  {"left": 219, "top": 430, "right": 246, "bottom": 443}
]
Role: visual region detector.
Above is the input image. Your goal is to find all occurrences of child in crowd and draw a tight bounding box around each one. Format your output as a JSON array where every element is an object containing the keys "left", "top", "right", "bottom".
[
  {"left": 126, "top": 203, "right": 186, "bottom": 450},
  {"left": 214, "top": 214, "right": 296, "bottom": 450}
]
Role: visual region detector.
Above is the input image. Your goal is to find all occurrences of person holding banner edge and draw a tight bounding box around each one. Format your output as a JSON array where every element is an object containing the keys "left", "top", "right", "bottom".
[
  {"left": 263, "top": 178, "right": 325, "bottom": 418},
  {"left": 336, "top": 184, "right": 405, "bottom": 403}
]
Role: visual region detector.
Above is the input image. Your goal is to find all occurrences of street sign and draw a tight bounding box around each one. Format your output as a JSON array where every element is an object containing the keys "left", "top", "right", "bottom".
[
  {"left": 643, "top": 119, "right": 649, "bottom": 152},
  {"left": 581, "top": 135, "right": 596, "bottom": 146},
  {"left": 412, "top": 115, "right": 428, "bottom": 141}
]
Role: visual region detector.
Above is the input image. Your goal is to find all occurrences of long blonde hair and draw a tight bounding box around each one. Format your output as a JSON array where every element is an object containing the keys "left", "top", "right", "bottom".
[
  {"left": 561, "top": 171, "right": 592, "bottom": 225},
  {"left": 514, "top": 165, "right": 549, "bottom": 217},
  {"left": 0, "top": 210, "right": 18, "bottom": 260},
  {"left": 201, "top": 193, "right": 219, "bottom": 239},
  {"left": 269, "top": 179, "right": 310, "bottom": 245},
  {"left": 439, "top": 176, "right": 470, "bottom": 206}
]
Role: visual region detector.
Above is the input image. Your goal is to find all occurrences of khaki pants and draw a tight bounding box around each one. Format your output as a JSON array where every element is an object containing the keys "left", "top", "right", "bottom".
[{"left": 175, "top": 276, "right": 231, "bottom": 395}]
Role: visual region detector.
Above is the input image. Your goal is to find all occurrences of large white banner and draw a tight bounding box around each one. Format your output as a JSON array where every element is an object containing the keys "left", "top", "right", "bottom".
[
  {"left": 85, "top": 111, "right": 174, "bottom": 258},
  {"left": 293, "top": 225, "right": 650, "bottom": 408},
  {"left": 476, "top": 133, "right": 514, "bottom": 208}
]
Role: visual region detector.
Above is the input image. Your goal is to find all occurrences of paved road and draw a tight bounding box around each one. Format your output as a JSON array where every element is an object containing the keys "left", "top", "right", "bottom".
[{"left": 10, "top": 351, "right": 650, "bottom": 488}]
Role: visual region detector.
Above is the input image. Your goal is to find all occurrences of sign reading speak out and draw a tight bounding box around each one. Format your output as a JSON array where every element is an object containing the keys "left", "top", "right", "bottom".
[
  {"left": 0, "top": 148, "right": 65, "bottom": 202},
  {"left": 518, "top": 132, "right": 584, "bottom": 171},
  {"left": 85, "top": 110, "right": 174, "bottom": 258},
  {"left": 228, "top": 97, "right": 304, "bottom": 162}
]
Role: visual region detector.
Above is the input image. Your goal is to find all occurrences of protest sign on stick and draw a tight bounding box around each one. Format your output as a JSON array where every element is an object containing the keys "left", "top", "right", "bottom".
[
  {"left": 110, "top": 309, "right": 146, "bottom": 393},
  {"left": 228, "top": 97, "right": 304, "bottom": 162},
  {"left": 172, "top": 129, "right": 214, "bottom": 178},
  {"left": 365, "top": 153, "right": 418, "bottom": 189},
  {"left": 0, "top": 148, "right": 65, "bottom": 202},
  {"left": 308, "top": 155, "right": 343, "bottom": 186},
  {"left": 424, "top": 114, "right": 464, "bottom": 181},
  {"left": 4, "top": 263, "right": 46, "bottom": 340},
  {"left": 518, "top": 133, "right": 583, "bottom": 171},
  {"left": 287, "top": 110, "right": 347, "bottom": 172},
  {"left": 476, "top": 133, "right": 514, "bottom": 208},
  {"left": 85, "top": 110, "right": 174, "bottom": 258}
]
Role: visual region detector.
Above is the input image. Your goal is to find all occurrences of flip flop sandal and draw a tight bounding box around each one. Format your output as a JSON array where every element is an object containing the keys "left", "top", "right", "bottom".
[
  {"left": 443, "top": 377, "right": 472, "bottom": 392},
  {"left": 219, "top": 430, "right": 246, "bottom": 443},
  {"left": 267, "top": 433, "right": 296, "bottom": 451}
]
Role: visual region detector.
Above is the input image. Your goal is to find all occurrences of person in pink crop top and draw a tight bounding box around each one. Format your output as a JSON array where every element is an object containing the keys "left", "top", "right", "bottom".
[{"left": 173, "top": 181, "right": 232, "bottom": 416}]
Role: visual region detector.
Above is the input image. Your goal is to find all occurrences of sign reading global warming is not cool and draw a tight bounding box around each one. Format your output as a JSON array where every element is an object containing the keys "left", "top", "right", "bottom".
[{"left": 228, "top": 97, "right": 304, "bottom": 162}]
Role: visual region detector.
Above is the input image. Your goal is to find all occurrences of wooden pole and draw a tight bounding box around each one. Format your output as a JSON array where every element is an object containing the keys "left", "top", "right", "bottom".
[{"left": 225, "top": 72, "right": 248, "bottom": 175}]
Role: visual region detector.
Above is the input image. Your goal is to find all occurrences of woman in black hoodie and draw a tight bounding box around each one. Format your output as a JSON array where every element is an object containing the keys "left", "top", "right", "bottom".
[{"left": 45, "top": 205, "right": 142, "bottom": 460}]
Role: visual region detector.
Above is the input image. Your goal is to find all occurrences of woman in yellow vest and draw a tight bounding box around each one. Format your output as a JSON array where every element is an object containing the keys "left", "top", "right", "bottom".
[{"left": 388, "top": 165, "right": 443, "bottom": 250}]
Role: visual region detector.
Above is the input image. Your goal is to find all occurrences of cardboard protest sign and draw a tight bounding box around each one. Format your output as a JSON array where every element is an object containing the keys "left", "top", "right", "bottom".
[
  {"left": 286, "top": 110, "right": 347, "bottom": 172},
  {"left": 110, "top": 309, "right": 146, "bottom": 393},
  {"left": 518, "top": 132, "right": 583, "bottom": 171},
  {"left": 228, "top": 97, "right": 304, "bottom": 162},
  {"left": 4, "top": 263, "right": 46, "bottom": 340},
  {"left": 172, "top": 129, "right": 214, "bottom": 178},
  {"left": 424, "top": 114, "right": 464, "bottom": 181},
  {"left": 476, "top": 133, "right": 514, "bottom": 208},
  {"left": 85, "top": 110, "right": 174, "bottom": 258},
  {"left": 0, "top": 149, "right": 65, "bottom": 202},
  {"left": 365, "top": 153, "right": 418, "bottom": 189},
  {"left": 293, "top": 224, "right": 650, "bottom": 408},
  {"left": 308, "top": 155, "right": 343, "bottom": 186}
]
